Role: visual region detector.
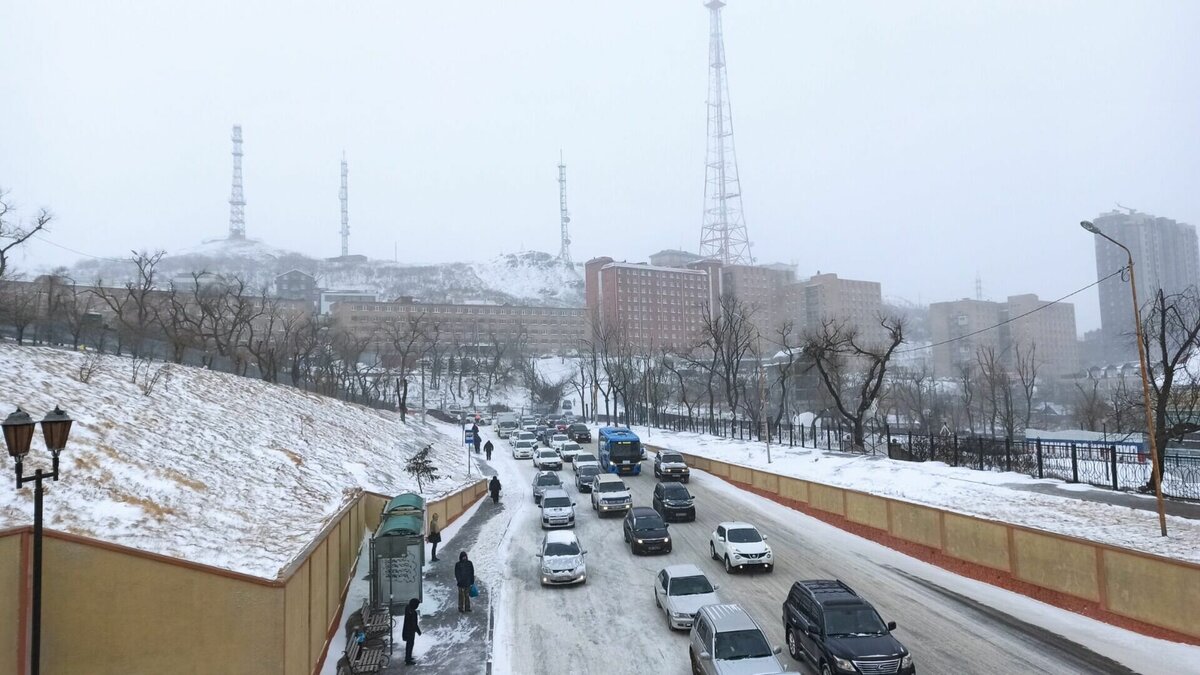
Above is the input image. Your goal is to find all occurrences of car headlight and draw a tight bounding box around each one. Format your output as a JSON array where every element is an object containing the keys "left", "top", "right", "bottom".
[
  {"left": 671, "top": 611, "right": 691, "bottom": 619},
  {"left": 731, "top": 552, "right": 742, "bottom": 559},
  {"left": 541, "top": 566, "right": 552, "bottom": 574},
  {"left": 636, "top": 538, "right": 644, "bottom": 544},
  {"left": 664, "top": 536, "right": 670, "bottom": 543},
  {"left": 833, "top": 656, "right": 854, "bottom": 671},
  {"left": 901, "top": 654, "right": 913, "bottom": 669}
]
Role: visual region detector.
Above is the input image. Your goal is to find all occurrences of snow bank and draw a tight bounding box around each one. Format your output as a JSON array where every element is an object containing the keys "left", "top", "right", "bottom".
[
  {"left": 635, "top": 426, "right": 1200, "bottom": 564},
  {"left": 0, "top": 345, "right": 475, "bottom": 578}
]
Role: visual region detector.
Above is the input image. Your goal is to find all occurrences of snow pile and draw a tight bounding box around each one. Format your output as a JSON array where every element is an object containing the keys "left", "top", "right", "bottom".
[
  {"left": 0, "top": 345, "right": 474, "bottom": 578},
  {"left": 635, "top": 426, "right": 1200, "bottom": 563}
]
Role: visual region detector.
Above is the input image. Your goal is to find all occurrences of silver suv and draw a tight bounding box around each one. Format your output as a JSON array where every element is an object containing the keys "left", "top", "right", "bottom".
[
  {"left": 689, "top": 604, "right": 786, "bottom": 675},
  {"left": 590, "top": 474, "right": 632, "bottom": 516},
  {"left": 539, "top": 488, "right": 576, "bottom": 529},
  {"left": 531, "top": 471, "right": 563, "bottom": 504}
]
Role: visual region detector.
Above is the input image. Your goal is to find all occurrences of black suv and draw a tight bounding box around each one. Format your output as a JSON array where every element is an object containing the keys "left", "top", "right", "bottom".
[
  {"left": 782, "top": 580, "right": 914, "bottom": 675},
  {"left": 652, "top": 482, "right": 695, "bottom": 522},
  {"left": 622, "top": 507, "right": 672, "bottom": 555},
  {"left": 568, "top": 423, "right": 591, "bottom": 443}
]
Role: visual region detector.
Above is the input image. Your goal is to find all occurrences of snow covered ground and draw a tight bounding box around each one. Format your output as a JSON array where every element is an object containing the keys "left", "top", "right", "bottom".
[
  {"left": 633, "top": 425, "right": 1200, "bottom": 563},
  {"left": 0, "top": 345, "right": 476, "bottom": 578}
]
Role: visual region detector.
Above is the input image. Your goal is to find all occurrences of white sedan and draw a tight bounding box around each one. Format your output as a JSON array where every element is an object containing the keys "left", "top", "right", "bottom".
[
  {"left": 549, "top": 434, "right": 571, "bottom": 451},
  {"left": 709, "top": 521, "right": 774, "bottom": 574},
  {"left": 556, "top": 441, "right": 583, "bottom": 462},
  {"left": 653, "top": 564, "right": 721, "bottom": 630},
  {"left": 512, "top": 439, "right": 536, "bottom": 460},
  {"left": 573, "top": 452, "right": 600, "bottom": 473},
  {"left": 534, "top": 448, "right": 563, "bottom": 471}
]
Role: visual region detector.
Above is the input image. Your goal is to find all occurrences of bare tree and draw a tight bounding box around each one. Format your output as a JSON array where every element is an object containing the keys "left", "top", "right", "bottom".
[
  {"left": 96, "top": 250, "right": 166, "bottom": 358},
  {"left": 1014, "top": 342, "right": 1040, "bottom": 431},
  {"left": 955, "top": 361, "right": 977, "bottom": 435},
  {"left": 803, "top": 316, "right": 905, "bottom": 450},
  {"left": 0, "top": 190, "right": 52, "bottom": 282},
  {"left": 767, "top": 321, "right": 802, "bottom": 428},
  {"left": 976, "top": 345, "right": 1016, "bottom": 439},
  {"left": 1072, "top": 379, "right": 1108, "bottom": 432},
  {"left": 1139, "top": 288, "right": 1200, "bottom": 492},
  {"left": 0, "top": 281, "right": 39, "bottom": 344},
  {"left": 700, "top": 295, "right": 758, "bottom": 426}
]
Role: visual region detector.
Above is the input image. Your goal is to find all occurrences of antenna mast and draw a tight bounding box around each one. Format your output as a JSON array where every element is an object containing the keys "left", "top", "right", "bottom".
[
  {"left": 698, "top": 0, "right": 751, "bottom": 265},
  {"left": 340, "top": 152, "right": 349, "bottom": 257},
  {"left": 558, "top": 151, "right": 572, "bottom": 264},
  {"left": 229, "top": 125, "right": 246, "bottom": 240}
]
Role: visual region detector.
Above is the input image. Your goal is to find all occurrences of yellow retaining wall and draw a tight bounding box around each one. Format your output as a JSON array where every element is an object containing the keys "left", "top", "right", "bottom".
[
  {"left": 845, "top": 492, "right": 889, "bottom": 531},
  {"left": 0, "top": 477, "right": 487, "bottom": 675},
  {"left": 0, "top": 532, "right": 21, "bottom": 675},
  {"left": 657, "top": 447, "right": 1200, "bottom": 640},
  {"left": 942, "top": 513, "right": 1011, "bottom": 572}
]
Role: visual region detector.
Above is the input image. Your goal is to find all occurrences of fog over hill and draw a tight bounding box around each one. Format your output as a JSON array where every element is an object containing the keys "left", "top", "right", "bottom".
[{"left": 65, "top": 237, "right": 584, "bottom": 307}]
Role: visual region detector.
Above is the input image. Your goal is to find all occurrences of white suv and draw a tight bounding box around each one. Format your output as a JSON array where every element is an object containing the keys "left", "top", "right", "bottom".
[
  {"left": 709, "top": 522, "right": 773, "bottom": 574},
  {"left": 689, "top": 604, "right": 784, "bottom": 675},
  {"left": 539, "top": 488, "right": 576, "bottom": 529},
  {"left": 557, "top": 441, "right": 582, "bottom": 463},
  {"left": 512, "top": 439, "right": 536, "bottom": 459},
  {"left": 534, "top": 448, "right": 563, "bottom": 471},
  {"left": 590, "top": 474, "right": 632, "bottom": 516}
]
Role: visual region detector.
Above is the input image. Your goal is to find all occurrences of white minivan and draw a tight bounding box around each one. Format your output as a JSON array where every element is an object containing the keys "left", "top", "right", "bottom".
[{"left": 539, "top": 488, "right": 576, "bottom": 529}]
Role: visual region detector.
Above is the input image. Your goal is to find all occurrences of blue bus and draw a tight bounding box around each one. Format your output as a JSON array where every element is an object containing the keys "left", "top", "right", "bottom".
[{"left": 597, "top": 427, "right": 645, "bottom": 475}]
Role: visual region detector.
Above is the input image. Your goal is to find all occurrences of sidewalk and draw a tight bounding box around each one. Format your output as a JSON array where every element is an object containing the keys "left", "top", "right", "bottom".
[
  {"left": 380, "top": 457, "right": 504, "bottom": 674},
  {"left": 1003, "top": 481, "right": 1200, "bottom": 520}
]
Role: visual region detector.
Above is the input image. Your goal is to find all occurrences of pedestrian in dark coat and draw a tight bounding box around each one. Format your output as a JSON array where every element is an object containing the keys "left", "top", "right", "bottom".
[
  {"left": 472, "top": 431, "right": 481, "bottom": 454},
  {"left": 401, "top": 597, "right": 421, "bottom": 665},
  {"left": 484, "top": 440, "right": 494, "bottom": 461},
  {"left": 489, "top": 476, "right": 501, "bottom": 504},
  {"left": 455, "top": 551, "right": 475, "bottom": 612}
]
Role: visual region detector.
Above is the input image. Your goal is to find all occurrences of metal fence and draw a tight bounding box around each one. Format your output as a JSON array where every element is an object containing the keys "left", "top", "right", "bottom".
[{"left": 638, "top": 411, "right": 1200, "bottom": 502}]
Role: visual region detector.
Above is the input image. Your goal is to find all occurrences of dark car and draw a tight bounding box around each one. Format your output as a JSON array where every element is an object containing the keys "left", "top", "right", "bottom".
[
  {"left": 652, "top": 482, "right": 696, "bottom": 522},
  {"left": 531, "top": 471, "right": 563, "bottom": 504},
  {"left": 554, "top": 420, "right": 570, "bottom": 432},
  {"left": 568, "top": 423, "right": 592, "bottom": 443},
  {"left": 622, "top": 507, "right": 672, "bottom": 555},
  {"left": 575, "top": 465, "right": 602, "bottom": 492},
  {"left": 653, "top": 451, "right": 691, "bottom": 483},
  {"left": 782, "top": 580, "right": 914, "bottom": 675}
]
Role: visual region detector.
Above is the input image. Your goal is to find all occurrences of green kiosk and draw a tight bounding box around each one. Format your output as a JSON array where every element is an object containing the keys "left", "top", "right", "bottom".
[{"left": 370, "top": 492, "right": 425, "bottom": 616}]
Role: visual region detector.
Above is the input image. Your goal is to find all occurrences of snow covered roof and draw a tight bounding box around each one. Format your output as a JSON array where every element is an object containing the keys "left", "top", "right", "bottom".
[{"left": 0, "top": 345, "right": 473, "bottom": 579}]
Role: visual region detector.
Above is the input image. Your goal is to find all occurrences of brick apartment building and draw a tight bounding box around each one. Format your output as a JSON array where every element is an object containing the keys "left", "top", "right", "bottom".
[
  {"left": 929, "top": 294, "right": 1078, "bottom": 378},
  {"left": 584, "top": 257, "right": 717, "bottom": 350},
  {"left": 331, "top": 297, "right": 585, "bottom": 356}
]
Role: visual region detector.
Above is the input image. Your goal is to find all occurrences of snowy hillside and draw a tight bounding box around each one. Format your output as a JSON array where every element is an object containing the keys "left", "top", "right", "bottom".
[
  {"left": 68, "top": 237, "right": 584, "bottom": 307},
  {"left": 0, "top": 344, "right": 476, "bottom": 578}
]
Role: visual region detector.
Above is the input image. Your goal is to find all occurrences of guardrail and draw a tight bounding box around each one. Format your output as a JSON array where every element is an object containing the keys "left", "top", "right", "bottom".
[{"left": 651, "top": 446, "right": 1200, "bottom": 642}]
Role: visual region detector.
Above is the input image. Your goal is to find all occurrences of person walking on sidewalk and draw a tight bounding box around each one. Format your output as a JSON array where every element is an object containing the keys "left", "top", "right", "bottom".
[
  {"left": 427, "top": 513, "right": 442, "bottom": 562},
  {"left": 402, "top": 597, "right": 421, "bottom": 665},
  {"left": 484, "top": 439, "right": 494, "bottom": 461},
  {"left": 489, "top": 475, "right": 502, "bottom": 504},
  {"left": 471, "top": 423, "right": 481, "bottom": 454},
  {"left": 455, "top": 551, "right": 475, "bottom": 612}
]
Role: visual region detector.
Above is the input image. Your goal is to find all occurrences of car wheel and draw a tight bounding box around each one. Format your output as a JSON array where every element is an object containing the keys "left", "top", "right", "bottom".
[
  {"left": 821, "top": 663, "right": 833, "bottom": 675},
  {"left": 690, "top": 651, "right": 702, "bottom": 675},
  {"left": 787, "top": 629, "right": 800, "bottom": 660},
  {"left": 710, "top": 542, "right": 718, "bottom": 561},
  {"left": 654, "top": 591, "right": 661, "bottom": 609},
  {"left": 725, "top": 556, "right": 733, "bottom": 574},
  {"left": 683, "top": 477, "right": 690, "bottom": 484},
  {"left": 623, "top": 530, "right": 629, "bottom": 543}
]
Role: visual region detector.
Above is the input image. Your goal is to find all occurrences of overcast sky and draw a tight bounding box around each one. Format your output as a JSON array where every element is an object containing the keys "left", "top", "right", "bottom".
[{"left": 3, "top": 1, "right": 1198, "bottom": 331}]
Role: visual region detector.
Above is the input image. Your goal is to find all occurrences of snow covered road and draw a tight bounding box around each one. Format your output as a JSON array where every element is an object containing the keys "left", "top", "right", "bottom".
[{"left": 474, "top": 427, "right": 1200, "bottom": 674}]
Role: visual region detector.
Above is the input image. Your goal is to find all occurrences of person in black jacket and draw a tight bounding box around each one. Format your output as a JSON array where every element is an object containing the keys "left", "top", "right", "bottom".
[
  {"left": 489, "top": 476, "right": 501, "bottom": 504},
  {"left": 455, "top": 551, "right": 475, "bottom": 612},
  {"left": 484, "top": 439, "right": 494, "bottom": 461},
  {"left": 401, "top": 597, "right": 421, "bottom": 665}
]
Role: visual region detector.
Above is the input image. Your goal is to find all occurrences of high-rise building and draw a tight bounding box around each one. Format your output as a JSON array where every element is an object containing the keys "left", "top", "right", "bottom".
[
  {"left": 929, "top": 295, "right": 1078, "bottom": 378},
  {"left": 585, "top": 256, "right": 715, "bottom": 351},
  {"left": 1091, "top": 209, "right": 1200, "bottom": 360},
  {"left": 793, "top": 273, "right": 885, "bottom": 344},
  {"left": 720, "top": 264, "right": 795, "bottom": 339}
]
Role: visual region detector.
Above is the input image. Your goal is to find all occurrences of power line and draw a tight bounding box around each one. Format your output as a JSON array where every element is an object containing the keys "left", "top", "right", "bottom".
[
  {"left": 898, "top": 267, "right": 1127, "bottom": 354},
  {"left": 31, "top": 234, "right": 128, "bottom": 263}
]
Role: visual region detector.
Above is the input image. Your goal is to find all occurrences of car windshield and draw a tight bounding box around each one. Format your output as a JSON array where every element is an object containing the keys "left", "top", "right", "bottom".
[
  {"left": 562, "top": 443, "right": 580, "bottom": 452},
  {"left": 714, "top": 629, "right": 773, "bottom": 661},
  {"left": 825, "top": 606, "right": 888, "bottom": 637},
  {"left": 539, "top": 450, "right": 557, "bottom": 457},
  {"left": 668, "top": 575, "right": 714, "bottom": 596},
  {"left": 661, "top": 453, "right": 684, "bottom": 463},
  {"left": 633, "top": 515, "right": 665, "bottom": 530},
  {"left": 536, "top": 475, "right": 561, "bottom": 486},
  {"left": 726, "top": 528, "right": 762, "bottom": 543},
  {"left": 543, "top": 541, "right": 580, "bottom": 557},
  {"left": 570, "top": 424, "right": 588, "bottom": 432},
  {"left": 576, "top": 454, "right": 597, "bottom": 463},
  {"left": 553, "top": 435, "right": 568, "bottom": 441},
  {"left": 577, "top": 468, "right": 599, "bottom": 479},
  {"left": 542, "top": 496, "right": 570, "bottom": 508},
  {"left": 597, "top": 481, "right": 626, "bottom": 493},
  {"left": 664, "top": 486, "right": 691, "bottom": 500}
]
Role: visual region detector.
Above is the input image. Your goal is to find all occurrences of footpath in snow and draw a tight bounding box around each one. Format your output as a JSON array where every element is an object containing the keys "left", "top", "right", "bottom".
[{"left": 635, "top": 426, "right": 1200, "bottom": 564}]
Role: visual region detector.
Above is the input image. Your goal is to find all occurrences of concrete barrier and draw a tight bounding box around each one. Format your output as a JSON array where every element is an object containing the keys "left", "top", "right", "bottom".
[
  {"left": 0, "top": 478, "right": 487, "bottom": 675},
  {"left": 655, "top": 447, "right": 1200, "bottom": 641}
]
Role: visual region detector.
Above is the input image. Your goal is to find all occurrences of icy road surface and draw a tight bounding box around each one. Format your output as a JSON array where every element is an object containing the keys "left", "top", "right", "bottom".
[{"left": 471, "top": 427, "right": 1199, "bottom": 675}]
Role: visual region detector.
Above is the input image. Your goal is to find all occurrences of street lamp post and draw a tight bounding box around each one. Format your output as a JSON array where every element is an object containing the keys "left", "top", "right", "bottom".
[
  {"left": 2, "top": 406, "right": 73, "bottom": 675},
  {"left": 1081, "top": 220, "right": 1168, "bottom": 536}
]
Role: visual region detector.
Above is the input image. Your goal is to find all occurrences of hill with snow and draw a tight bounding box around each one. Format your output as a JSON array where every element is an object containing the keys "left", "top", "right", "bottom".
[
  {"left": 67, "top": 237, "right": 585, "bottom": 307},
  {"left": 0, "top": 344, "right": 476, "bottom": 578}
]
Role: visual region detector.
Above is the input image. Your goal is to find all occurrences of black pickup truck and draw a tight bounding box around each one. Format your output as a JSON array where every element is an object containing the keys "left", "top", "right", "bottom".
[{"left": 781, "top": 579, "right": 914, "bottom": 675}]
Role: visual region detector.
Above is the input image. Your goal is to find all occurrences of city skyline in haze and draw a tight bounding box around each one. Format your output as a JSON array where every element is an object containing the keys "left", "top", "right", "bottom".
[{"left": 3, "top": 1, "right": 1199, "bottom": 332}]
